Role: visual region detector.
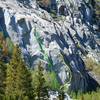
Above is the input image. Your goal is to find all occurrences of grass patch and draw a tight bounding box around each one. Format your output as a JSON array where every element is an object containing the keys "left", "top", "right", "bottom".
[{"left": 70, "top": 89, "right": 100, "bottom": 100}]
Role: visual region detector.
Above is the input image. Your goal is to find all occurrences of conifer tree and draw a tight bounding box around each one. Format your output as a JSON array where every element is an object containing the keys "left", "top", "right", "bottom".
[
  {"left": 34, "top": 62, "right": 49, "bottom": 100},
  {"left": 5, "top": 45, "right": 33, "bottom": 99},
  {"left": 0, "top": 61, "right": 6, "bottom": 98},
  {"left": 0, "top": 33, "right": 9, "bottom": 62},
  {"left": 0, "top": 33, "right": 7, "bottom": 98}
]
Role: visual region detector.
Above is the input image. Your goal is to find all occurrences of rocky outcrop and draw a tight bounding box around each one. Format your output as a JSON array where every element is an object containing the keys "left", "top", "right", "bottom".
[{"left": 0, "top": 0, "right": 100, "bottom": 93}]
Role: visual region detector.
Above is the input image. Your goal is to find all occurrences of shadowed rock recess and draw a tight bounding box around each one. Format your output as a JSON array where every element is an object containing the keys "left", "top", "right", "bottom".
[{"left": 0, "top": 0, "right": 100, "bottom": 93}]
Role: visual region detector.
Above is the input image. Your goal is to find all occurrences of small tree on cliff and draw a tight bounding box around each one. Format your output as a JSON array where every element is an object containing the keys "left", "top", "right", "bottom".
[
  {"left": 33, "top": 62, "right": 49, "bottom": 100},
  {"left": 5, "top": 45, "right": 33, "bottom": 99}
]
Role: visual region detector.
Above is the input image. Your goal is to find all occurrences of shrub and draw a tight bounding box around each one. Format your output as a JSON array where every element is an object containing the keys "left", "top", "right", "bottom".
[
  {"left": 44, "top": 71, "right": 61, "bottom": 91},
  {"left": 84, "top": 57, "right": 100, "bottom": 75}
]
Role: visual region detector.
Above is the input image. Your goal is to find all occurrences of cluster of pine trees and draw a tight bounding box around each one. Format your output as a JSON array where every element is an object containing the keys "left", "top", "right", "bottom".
[{"left": 0, "top": 39, "right": 49, "bottom": 100}]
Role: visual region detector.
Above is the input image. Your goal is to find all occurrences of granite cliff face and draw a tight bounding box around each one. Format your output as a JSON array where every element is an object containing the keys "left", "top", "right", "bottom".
[{"left": 0, "top": 0, "right": 100, "bottom": 93}]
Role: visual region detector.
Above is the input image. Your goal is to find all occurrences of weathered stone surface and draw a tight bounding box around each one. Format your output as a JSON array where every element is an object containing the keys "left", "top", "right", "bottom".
[{"left": 0, "top": 0, "right": 100, "bottom": 93}]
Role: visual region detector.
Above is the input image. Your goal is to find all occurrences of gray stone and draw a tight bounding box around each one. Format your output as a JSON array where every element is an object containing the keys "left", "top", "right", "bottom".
[{"left": 0, "top": 0, "right": 99, "bottom": 94}]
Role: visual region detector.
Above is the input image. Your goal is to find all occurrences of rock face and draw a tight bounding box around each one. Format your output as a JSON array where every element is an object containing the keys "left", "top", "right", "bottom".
[{"left": 0, "top": 0, "right": 100, "bottom": 93}]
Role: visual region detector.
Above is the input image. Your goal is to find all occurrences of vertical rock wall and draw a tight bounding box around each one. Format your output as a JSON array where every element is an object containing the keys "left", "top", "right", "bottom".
[{"left": 0, "top": 0, "right": 99, "bottom": 93}]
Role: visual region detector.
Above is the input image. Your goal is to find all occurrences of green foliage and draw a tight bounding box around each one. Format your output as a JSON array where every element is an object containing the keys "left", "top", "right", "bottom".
[
  {"left": 43, "top": 53, "right": 53, "bottom": 69},
  {"left": 5, "top": 45, "right": 33, "bottom": 99},
  {"left": 0, "top": 33, "right": 8, "bottom": 58},
  {"left": 3, "top": 95, "right": 30, "bottom": 100},
  {"left": 0, "top": 32, "right": 14, "bottom": 58},
  {"left": 94, "top": 0, "right": 100, "bottom": 19},
  {"left": 32, "top": 62, "right": 49, "bottom": 100},
  {"left": 71, "top": 89, "right": 100, "bottom": 100},
  {"left": 32, "top": 67, "right": 61, "bottom": 92},
  {"left": 6, "top": 37, "right": 14, "bottom": 55},
  {"left": 34, "top": 28, "right": 44, "bottom": 53},
  {"left": 0, "top": 61, "right": 6, "bottom": 97},
  {"left": 50, "top": 10, "right": 57, "bottom": 18},
  {"left": 44, "top": 71, "right": 61, "bottom": 91},
  {"left": 34, "top": 28, "right": 53, "bottom": 69}
]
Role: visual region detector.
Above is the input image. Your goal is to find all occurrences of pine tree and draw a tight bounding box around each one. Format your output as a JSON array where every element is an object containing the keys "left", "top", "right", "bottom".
[
  {"left": 34, "top": 62, "right": 49, "bottom": 100},
  {"left": 5, "top": 45, "right": 33, "bottom": 99},
  {"left": 0, "top": 33, "right": 7, "bottom": 99},
  {"left": 0, "top": 61, "right": 6, "bottom": 98},
  {"left": 0, "top": 33, "right": 9, "bottom": 62}
]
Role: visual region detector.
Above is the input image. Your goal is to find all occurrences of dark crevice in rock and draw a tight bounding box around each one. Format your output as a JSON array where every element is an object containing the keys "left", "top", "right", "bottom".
[
  {"left": 0, "top": 7, "right": 9, "bottom": 37},
  {"left": 17, "top": 0, "right": 32, "bottom": 8}
]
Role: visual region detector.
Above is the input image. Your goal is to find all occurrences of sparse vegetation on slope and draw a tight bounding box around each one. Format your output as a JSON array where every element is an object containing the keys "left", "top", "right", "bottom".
[
  {"left": 71, "top": 89, "right": 100, "bottom": 100},
  {"left": 84, "top": 57, "right": 100, "bottom": 75}
]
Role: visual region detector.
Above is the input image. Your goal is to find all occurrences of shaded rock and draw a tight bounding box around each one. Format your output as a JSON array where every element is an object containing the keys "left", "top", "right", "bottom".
[{"left": 0, "top": 0, "right": 100, "bottom": 93}]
